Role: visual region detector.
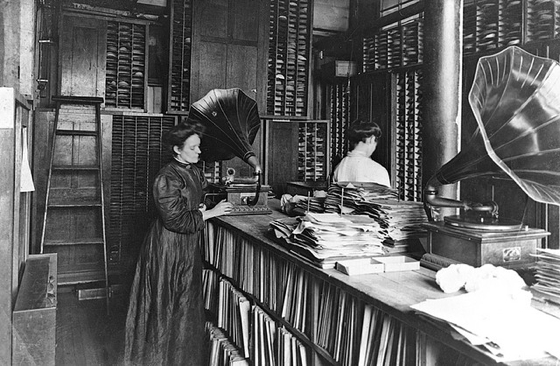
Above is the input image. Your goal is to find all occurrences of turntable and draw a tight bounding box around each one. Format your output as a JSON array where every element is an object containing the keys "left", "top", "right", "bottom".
[{"left": 422, "top": 46, "right": 559, "bottom": 269}]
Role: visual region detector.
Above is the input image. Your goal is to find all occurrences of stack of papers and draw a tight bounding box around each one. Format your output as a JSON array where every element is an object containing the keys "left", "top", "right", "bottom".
[
  {"left": 356, "top": 199, "right": 427, "bottom": 241},
  {"left": 324, "top": 183, "right": 428, "bottom": 252},
  {"left": 532, "top": 248, "right": 560, "bottom": 304},
  {"left": 324, "top": 183, "right": 398, "bottom": 210},
  {"left": 411, "top": 291, "right": 560, "bottom": 362},
  {"left": 269, "top": 213, "right": 385, "bottom": 268}
]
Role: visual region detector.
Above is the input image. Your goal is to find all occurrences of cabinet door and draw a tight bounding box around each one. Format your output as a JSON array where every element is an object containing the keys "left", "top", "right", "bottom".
[
  {"left": 191, "top": 0, "right": 268, "bottom": 109},
  {"left": 59, "top": 14, "right": 107, "bottom": 97}
]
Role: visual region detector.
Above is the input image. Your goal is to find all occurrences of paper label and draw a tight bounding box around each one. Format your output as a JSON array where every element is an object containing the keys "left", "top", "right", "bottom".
[{"left": 503, "top": 247, "right": 521, "bottom": 262}]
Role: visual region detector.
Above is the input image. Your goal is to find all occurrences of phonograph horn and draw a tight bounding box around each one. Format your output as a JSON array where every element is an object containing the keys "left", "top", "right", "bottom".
[
  {"left": 426, "top": 46, "right": 560, "bottom": 209},
  {"left": 187, "top": 88, "right": 262, "bottom": 206}
]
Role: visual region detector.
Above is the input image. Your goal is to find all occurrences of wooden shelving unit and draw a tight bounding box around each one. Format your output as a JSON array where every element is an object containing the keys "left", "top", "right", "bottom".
[
  {"left": 267, "top": 0, "right": 312, "bottom": 116},
  {"left": 525, "top": 0, "right": 560, "bottom": 42},
  {"left": 328, "top": 82, "right": 351, "bottom": 167},
  {"left": 362, "top": 17, "right": 423, "bottom": 72},
  {"left": 402, "top": 18, "right": 424, "bottom": 65},
  {"left": 105, "top": 21, "right": 147, "bottom": 109},
  {"left": 109, "top": 114, "right": 176, "bottom": 266},
  {"left": 462, "top": 0, "right": 560, "bottom": 55},
  {"left": 166, "top": 0, "right": 193, "bottom": 113},
  {"left": 500, "top": 0, "right": 523, "bottom": 47},
  {"left": 200, "top": 213, "right": 513, "bottom": 366},
  {"left": 393, "top": 69, "right": 423, "bottom": 202},
  {"left": 297, "top": 121, "right": 329, "bottom": 182}
]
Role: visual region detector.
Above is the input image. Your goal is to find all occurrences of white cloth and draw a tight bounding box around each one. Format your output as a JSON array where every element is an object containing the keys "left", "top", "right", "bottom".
[{"left": 333, "top": 150, "right": 391, "bottom": 186}]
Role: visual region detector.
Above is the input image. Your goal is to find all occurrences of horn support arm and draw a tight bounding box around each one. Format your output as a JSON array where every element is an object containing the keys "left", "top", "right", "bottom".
[
  {"left": 246, "top": 155, "right": 262, "bottom": 206},
  {"left": 424, "top": 184, "right": 498, "bottom": 215}
]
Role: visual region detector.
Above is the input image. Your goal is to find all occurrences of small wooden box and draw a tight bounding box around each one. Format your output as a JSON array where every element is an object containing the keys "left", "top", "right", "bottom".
[
  {"left": 423, "top": 222, "right": 549, "bottom": 269},
  {"left": 13, "top": 254, "right": 57, "bottom": 366}
]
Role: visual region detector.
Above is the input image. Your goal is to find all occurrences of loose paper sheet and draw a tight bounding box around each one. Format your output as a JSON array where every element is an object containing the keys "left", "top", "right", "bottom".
[
  {"left": 411, "top": 291, "right": 560, "bottom": 361},
  {"left": 20, "top": 128, "right": 35, "bottom": 192}
]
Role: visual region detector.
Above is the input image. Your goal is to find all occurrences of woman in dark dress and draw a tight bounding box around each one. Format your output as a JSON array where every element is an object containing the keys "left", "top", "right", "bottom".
[{"left": 125, "top": 121, "right": 232, "bottom": 366}]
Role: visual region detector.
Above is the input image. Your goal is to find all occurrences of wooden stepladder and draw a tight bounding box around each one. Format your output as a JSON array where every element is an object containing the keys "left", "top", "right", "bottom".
[{"left": 40, "top": 96, "right": 109, "bottom": 310}]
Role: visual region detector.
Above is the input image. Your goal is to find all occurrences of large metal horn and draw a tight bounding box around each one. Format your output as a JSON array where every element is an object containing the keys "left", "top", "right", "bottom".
[
  {"left": 427, "top": 46, "right": 560, "bottom": 207},
  {"left": 187, "top": 88, "right": 262, "bottom": 205}
]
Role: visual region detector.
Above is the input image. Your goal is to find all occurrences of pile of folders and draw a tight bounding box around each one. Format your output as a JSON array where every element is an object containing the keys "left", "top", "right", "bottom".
[{"left": 270, "top": 183, "right": 428, "bottom": 268}]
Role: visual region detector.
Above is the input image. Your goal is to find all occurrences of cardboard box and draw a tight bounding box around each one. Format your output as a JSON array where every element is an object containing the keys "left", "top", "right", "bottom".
[
  {"left": 335, "top": 258, "right": 384, "bottom": 276},
  {"left": 372, "top": 255, "right": 420, "bottom": 272}
]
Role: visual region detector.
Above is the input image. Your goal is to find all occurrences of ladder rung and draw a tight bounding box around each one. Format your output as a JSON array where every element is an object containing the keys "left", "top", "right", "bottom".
[
  {"left": 57, "top": 268, "right": 106, "bottom": 286},
  {"left": 52, "top": 95, "right": 104, "bottom": 104},
  {"left": 52, "top": 165, "right": 100, "bottom": 171},
  {"left": 55, "top": 129, "right": 98, "bottom": 136},
  {"left": 48, "top": 202, "right": 102, "bottom": 208},
  {"left": 44, "top": 239, "right": 105, "bottom": 246}
]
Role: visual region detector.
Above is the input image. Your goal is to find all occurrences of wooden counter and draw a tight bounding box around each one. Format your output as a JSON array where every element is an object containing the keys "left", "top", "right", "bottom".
[{"left": 205, "top": 199, "right": 558, "bottom": 366}]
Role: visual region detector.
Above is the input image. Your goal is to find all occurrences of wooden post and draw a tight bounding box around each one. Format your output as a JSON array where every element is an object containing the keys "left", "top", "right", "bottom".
[{"left": 421, "top": 0, "right": 463, "bottom": 216}]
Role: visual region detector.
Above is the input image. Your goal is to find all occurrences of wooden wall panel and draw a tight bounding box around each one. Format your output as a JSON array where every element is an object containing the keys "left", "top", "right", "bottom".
[
  {"left": 227, "top": 44, "right": 258, "bottom": 92},
  {"left": 231, "top": 0, "right": 260, "bottom": 42},
  {"left": 199, "top": 0, "right": 228, "bottom": 38},
  {"left": 195, "top": 42, "right": 227, "bottom": 100},
  {"left": 59, "top": 15, "right": 107, "bottom": 98}
]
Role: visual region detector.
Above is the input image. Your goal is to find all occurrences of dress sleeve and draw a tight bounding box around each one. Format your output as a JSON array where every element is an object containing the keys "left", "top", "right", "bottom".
[{"left": 153, "top": 173, "right": 205, "bottom": 234}]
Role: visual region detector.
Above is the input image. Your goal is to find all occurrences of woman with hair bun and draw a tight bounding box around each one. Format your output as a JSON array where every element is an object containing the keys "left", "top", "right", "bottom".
[
  {"left": 333, "top": 119, "right": 391, "bottom": 187},
  {"left": 125, "top": 120, "right": 232, "bottom": 366}
]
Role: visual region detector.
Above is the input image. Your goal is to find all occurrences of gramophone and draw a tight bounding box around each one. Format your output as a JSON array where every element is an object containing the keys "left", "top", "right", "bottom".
[
  {"left": 188, "top": 88, "right": 271, "bottom": 215},
  {"left": 422, "top": 46, "right": 560, "bottom": 269}
]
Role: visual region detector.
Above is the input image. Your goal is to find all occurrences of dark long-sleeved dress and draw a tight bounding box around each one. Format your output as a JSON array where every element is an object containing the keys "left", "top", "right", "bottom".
[{"left": 125, "top": 159, "right": 207, "bottom": 366}]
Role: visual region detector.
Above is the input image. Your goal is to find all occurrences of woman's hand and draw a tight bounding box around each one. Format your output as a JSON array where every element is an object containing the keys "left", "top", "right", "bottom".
[{"left": 201, "top": 199, "right": 233, "bottom": 220}]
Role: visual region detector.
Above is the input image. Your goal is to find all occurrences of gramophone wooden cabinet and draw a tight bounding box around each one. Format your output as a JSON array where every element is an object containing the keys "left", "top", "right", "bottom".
[{"left": 423, "top": 221, "right": 550, "bottom": 269}]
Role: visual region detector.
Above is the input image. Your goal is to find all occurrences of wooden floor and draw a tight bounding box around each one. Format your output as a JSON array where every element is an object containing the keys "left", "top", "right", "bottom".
[{"left": 56, "top": 287, "right": 128, "bottom": 366}]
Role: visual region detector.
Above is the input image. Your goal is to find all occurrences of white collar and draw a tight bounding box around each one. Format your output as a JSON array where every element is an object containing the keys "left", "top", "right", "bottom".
[{"left": 347, "top": 150, "right": 369, "bottom": 157}]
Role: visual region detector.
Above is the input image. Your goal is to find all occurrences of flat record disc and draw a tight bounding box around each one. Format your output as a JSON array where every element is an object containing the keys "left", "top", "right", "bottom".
[{"left": 444, "top": 215, "right": 523, "bottom": 231}]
